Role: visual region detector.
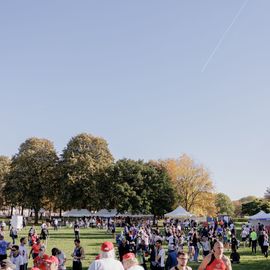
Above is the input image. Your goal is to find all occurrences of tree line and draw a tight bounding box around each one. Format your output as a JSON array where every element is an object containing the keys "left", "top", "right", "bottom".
[{"left": 0, "top": 133, "right": 269, "bottom": 223}]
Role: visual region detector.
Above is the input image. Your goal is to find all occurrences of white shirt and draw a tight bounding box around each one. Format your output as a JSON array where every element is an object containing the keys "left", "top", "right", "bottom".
[
  {"left": 19, "top": 245, "right": 28, "bottom": 264},
  {"left": 57, "top": 251, "right": 66, "bottom": 270},
  {"left": 88, "top": 258, "right": 124, "bottom": 270},
  {"left": 128, "top": 265, "right": 144, "bottom": 270},
  {"left": 156, "top": 248, "right": 165, "bottom": 267},
  {"left": 10, "top": 254, "right": 24, "bottom": 270}
]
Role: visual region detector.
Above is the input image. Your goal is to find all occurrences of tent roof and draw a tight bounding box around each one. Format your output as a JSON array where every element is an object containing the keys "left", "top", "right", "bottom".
[
  {"left": 116, "top": 212, "right": 154, "bottom": 218},
  {"left": 164, "top": 206, "right": 193, "bottom": 218},
  {"left": 63, "top": 209, "right": 92, "bottom": 217},
  {"left": 94, "top": 209, "right": 118, "bottom": 217},
  {"left": 249, "top": 210, "right": 270, "bottom": 220}
]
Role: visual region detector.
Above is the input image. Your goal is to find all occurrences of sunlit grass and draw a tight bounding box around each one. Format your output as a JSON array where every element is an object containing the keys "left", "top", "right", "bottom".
[{"left": 6, "top": 226, "right": 269, "bottom": 270}]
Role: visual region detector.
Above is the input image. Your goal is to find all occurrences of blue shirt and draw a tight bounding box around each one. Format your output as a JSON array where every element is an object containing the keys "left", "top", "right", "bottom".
[{"left": 0, "top": 240, "right": 9, "bottom": 255}]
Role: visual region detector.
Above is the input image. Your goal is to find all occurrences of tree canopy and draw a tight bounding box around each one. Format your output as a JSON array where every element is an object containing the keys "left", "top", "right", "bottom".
[
  {"left": 98, "top": 159, "right": 175, "bottom": 216},
  {"left": 3, "top": 138, "right": 58, "bottom": 223},
  {"left": 162, "top": 154, "right": 216, "bottom": 216},
  {"left": 61, "top": 133, "right": 114, "bottom": 210},
  {"left": 215, "top": 193, "right": 234, "bottom": 216}
]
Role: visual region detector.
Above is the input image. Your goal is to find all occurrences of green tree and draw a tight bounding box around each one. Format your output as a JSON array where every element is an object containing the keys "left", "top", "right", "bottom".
[
  {"left": 144, "top": 161, "right": 175, "bottom": 217},
  {"left": 98, "top": 159, "right": 147, "bottom": 213},
  {"left": 0, "top": 156, "right": 11, "bottom": 207},
  {"left": 4, "top": 138, "right": 58, "bottom": 223},
  {"left": 61, "top": 133, "right": 113, "bottom": 210},
  {"left": 242, "top": 199, "right": 270, "bottom": 216},
  {"left": 215, "top": 193, "right": 235, "bottom": 216},
  {"left": 233, "top": 195, "right": 258, "bottom": 217},
  {"left": 98, "top": 159, "right": 175, "bottom": 216}
]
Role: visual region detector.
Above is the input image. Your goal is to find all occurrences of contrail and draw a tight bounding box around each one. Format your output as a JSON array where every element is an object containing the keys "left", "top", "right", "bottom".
[{"left": 201, "top": 0, "right": 249, "bottom": 72}]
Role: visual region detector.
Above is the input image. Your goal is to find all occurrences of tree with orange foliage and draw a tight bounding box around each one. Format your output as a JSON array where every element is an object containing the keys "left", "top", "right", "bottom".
[{"left": 162, "top": 154, "right": 216, "bottom": 216}]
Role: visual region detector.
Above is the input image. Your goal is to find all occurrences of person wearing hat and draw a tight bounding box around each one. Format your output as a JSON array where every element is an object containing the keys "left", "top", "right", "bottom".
[
  {"left": 88, "top": 241, "right": 124, "bottom": 270},
  {"left": 122, "top": 253, "right": 143, "bottom": 270}
]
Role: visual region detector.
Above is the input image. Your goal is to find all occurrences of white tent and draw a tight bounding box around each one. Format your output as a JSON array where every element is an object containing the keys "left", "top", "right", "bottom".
[
  {"left": 248, "top": 210, "right": 270, "bottom": 228},
  {"left": 63, "top": 209, "right": 92, "bottom": 217},
  {"left": 164, "top": 206, "right": 193, "bottom": 218},
  {"left": 94, "top": 209, "right": 117, "bottom": 218},
  {"left": 116, "top": 212, "right": 154, "bottom": 218},
  {"left": 249, "top": 210, "right": 270, "bottom": 220}
]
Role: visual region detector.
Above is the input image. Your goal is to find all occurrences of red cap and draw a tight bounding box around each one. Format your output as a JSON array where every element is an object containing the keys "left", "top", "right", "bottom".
[
  {"left": 122, "top": 253, "right": 135, "bottom": 261},
  {"left": 101, "top": 241, "right": 114, "bottom": 252}
]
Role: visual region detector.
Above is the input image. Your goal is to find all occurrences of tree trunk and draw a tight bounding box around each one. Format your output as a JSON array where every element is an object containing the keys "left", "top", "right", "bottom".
[
  {"left": 21, "top": 206, "right": 24, "bottom": 216},
  {"left": 59, "top": 208, "right": 62, "bottom": 218},
  {"left": 34, "top": 209, "right": 39, "bottom": 224},
  {"left": 10, "top": 206, "right": 14, "bottom": 216}
]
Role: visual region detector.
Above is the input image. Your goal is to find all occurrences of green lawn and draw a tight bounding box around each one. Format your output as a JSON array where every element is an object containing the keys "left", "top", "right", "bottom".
[{"left": 7, "top": 226, "right": 270, "bottom": 270}]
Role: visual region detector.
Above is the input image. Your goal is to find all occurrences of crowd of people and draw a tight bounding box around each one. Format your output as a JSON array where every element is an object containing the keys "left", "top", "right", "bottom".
[{"left": 0, "top": 217, "right": 268, "bottom": 270}]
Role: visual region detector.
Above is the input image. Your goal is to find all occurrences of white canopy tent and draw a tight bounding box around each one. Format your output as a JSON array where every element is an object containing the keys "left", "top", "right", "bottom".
[
  {"left": 94, "top": 209, "right": 118, "bottom": 218},
  {"left": 249, "top": 210, "right": 270, "bottom": 220},
  {"left": 116, "top": 212, "right": 154, "bottom": 218},
  {"left": 248, "top": 210, "right": 270, "bottom": 227},
  {"left": 164, "top": 206, "right": 193, "bottom": 218},
  {"left": 63, "top": 209, "right": 92, "bottom": 217}
]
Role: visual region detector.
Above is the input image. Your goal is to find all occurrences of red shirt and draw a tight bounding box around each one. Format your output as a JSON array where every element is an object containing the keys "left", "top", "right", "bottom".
[
  {"left": 34, "top": 254, "right": 50, "bottom": 270},
  {"left": 32, "top": 243, "right": 41, "bottom": 254},
  {"left": 206, "top": 258, "right": 226, "bottom": 270}
]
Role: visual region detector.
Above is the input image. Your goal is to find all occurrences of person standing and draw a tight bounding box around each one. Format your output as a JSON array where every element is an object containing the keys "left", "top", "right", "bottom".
[
  {"left": 52, "top": 248, "right": 66, "bottom": 270},
  {"left": 165, "top": 245, "right": 177, "bottom": 270},
  {"left": 122, "top": 253, "right": 144, "bottom": 270},
  {"left": 250, "top": 229, "right": 257, "bottom": 254},
  {"left": 71, "top": 240, "right": 84, "bottom": 270},
  {"left": 9, "top": 228, "right": 18, "bottom": 245},
  {"left": 10, "top": 245, "right": 24, "bottom": 270},
  {"left": 33, "top": 246, "right": 50, "bottom": 270},
  {"left": 19, "top": 237, "right": 28, "bottom": 270},
  {"left": 88, "top": 241, "right": 124, "bottom": 270},
  {"left": 154, "top": 240, "right": 165, "bottom": 270},
  {"left": 170, "top": 252, "right": 192, "bottom": 270},
  {"left": 198, "top": 241, "right": 232, "bottom": 270},
  {"left": 0, "top": 235, "right": 11, "bottom": 262},
  {"left": 74, "top": 223, "right": 80, "bottom": 241},
  {"left": 262, "top": 231, "right": 269, "bottom": 258}
]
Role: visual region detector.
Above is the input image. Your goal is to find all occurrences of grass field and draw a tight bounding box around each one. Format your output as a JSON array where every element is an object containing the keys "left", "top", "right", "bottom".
[{"left": 6, "top": 226, "right": 270, "bottom": 270}]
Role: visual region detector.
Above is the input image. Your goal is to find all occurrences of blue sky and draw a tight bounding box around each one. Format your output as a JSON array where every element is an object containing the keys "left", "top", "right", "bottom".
[{"left": 1, "top": 1, "right": 270, "bottom": 200}]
